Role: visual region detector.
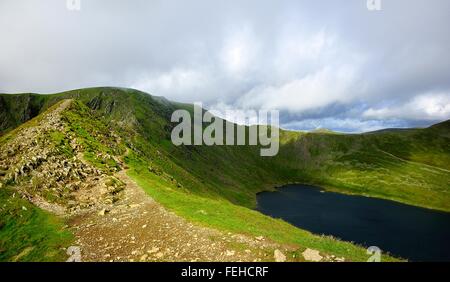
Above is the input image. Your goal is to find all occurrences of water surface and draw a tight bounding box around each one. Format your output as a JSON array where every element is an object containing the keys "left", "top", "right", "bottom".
[{"left": 256, "top": 184, "right": 450, "bottom": 261}]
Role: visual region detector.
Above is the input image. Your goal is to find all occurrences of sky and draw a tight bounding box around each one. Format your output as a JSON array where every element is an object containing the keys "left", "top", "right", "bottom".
[{"left": 1, "top": 0, "right": 449, "bottom": 132}]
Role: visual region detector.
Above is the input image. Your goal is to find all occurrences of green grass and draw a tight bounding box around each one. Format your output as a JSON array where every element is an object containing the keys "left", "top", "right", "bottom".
[
  {"left": 125, "top": 153, "right": 400, "bottom": 262},
  {"left": 0, "top": 87, "right": 448, "bottom": 261},
  {"left": 2, "top": 88, "right": 447, "bottom": 212},
  {"left": 0, "top": 188, "right": 73, "bottom": 261},
  {"left": 273, "top": 130, "right": 450, "bottom": 212},
  {"left": 60, "top": 100, "right": 126, "bottom": 172},
  {"left": 3, "top": 87, "right": 448, "bottom": 212}
]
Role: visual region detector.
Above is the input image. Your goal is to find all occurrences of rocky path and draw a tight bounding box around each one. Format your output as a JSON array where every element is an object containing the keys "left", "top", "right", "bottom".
[
  {"left": 1, "top": 99, "right": 332, "bottom": 262},
  {"left": 70, "top": 170, "right": 294, "bottom": 262}
]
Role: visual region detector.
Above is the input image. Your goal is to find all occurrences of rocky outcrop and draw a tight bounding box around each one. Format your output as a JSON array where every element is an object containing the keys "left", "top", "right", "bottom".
[{"left": 0, "top": 99, "right": 125, "bottom": 215}]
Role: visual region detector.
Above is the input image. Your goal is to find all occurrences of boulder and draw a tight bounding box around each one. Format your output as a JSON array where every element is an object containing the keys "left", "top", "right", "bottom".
[
  {"left": 302, "top": 248, "right": 323, "bottom": 262},
  {"left": 274, "top": 249, "right": 286, "bottom": 262}
]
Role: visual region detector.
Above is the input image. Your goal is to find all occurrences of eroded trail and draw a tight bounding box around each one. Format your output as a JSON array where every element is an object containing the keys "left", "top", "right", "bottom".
[
  {"left": 0, "top": 99, "right": 294, "bottom": 262},
  {"left": 70, "top": 170, "right": 293, "bottom": 262},
  {"left": 0, "top": 98, "right": 323, "bottom": 262}
]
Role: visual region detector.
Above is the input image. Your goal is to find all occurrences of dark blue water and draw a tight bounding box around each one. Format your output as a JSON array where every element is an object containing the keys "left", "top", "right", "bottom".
[{"left": 256, "top": 184, "right": 450, "bottom": 261}]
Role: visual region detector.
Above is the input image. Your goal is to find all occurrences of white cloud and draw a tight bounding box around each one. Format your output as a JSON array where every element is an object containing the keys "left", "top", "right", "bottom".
[
  {"left": 220, "top": 25, "right": 260, "bottom": 75},
  {"left": 363, "top": 92, "right": 450, "bottom": 121},
  {"left": 1, "top": 0, "right": 449, "bottom": 131},
  {"left": 273, "top": 29, "right": 335, "bottom": 79},
  {"left": 208, "top": 102, "right": 259, "bottom": 125},
  {"left": 237, "top": 64, "right": 361, "bottom": 112},
  {"left": 282, "top": 118, "right": 407, "bottom": 133},
  {"left": 131, "top": 68, "right": 213, "bottom": 102}
]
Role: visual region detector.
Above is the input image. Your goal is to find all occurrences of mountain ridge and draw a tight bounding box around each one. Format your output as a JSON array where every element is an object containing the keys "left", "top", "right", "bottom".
[
  {"left": 0, "top": 97, "right": 378, "bottom": 262},
  {"left": 0, "top": 87, "right": 449, "bottom": 262},
  {"left": 2, "top": 86, "right": 449, "bottom": 135}
]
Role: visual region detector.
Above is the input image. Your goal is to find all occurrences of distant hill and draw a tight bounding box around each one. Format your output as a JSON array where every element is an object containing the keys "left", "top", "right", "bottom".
[{"left": 364, "top": 128, "right": 417, "bottom": 134}]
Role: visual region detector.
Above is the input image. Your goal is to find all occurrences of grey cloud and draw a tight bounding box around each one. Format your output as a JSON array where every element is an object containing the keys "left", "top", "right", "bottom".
[{"left": 0, "top": 0, "right": 449, "bottom": 132}]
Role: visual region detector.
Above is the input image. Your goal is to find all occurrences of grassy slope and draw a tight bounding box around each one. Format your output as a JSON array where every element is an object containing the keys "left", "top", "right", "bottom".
[
  {"left": 0, "top": 102, "right": 80, "bottom": 261},
  {"left": 1, "top": 87, "right": 449, "bottom": 261},
  {"left": 0, "top": 188, "right": 73, "bottom": 262},
  {"left": 274, "top": 126, "right": 450, "bottom": 212},
  {"left": 1, "top": 88, "right": 449, "bottom": 211},
  {"left": 52, "top": 98, "right": 399, "bottom": 261},
  {"left": 125, "top": 154, "right": 399, "bottom": 261}
]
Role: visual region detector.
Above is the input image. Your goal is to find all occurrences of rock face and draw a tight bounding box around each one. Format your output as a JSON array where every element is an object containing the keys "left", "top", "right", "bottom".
[
  {"left": 302, "top": 248, "right": 323, "bottom": 262},
  {"left": 274, "top": 249, "right": 286, "bottom": 262},
  {"left": 0, "top": 94, "right": 41, "bottom": 133}
]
